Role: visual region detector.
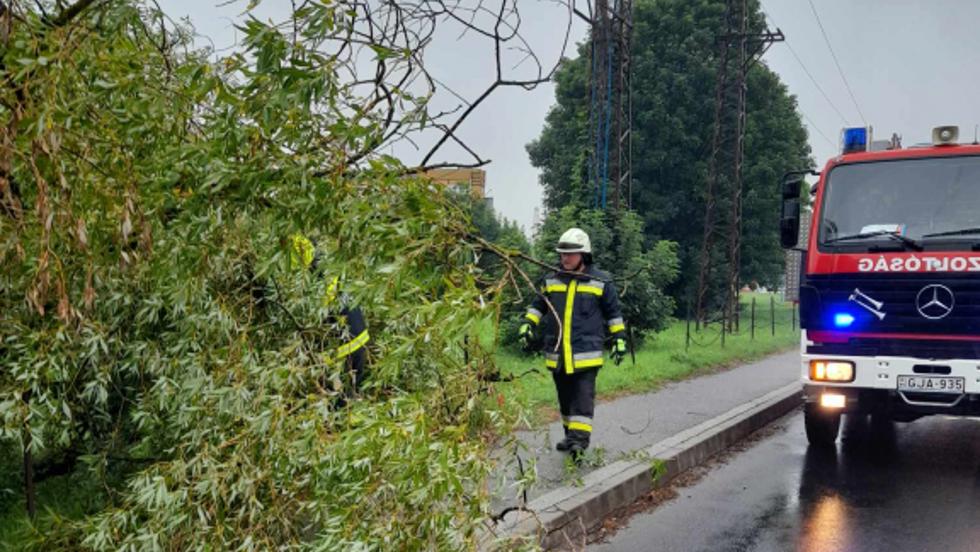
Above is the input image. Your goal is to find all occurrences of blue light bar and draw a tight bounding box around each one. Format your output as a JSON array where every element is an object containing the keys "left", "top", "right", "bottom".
[
  {"left": 834, "top": 313, "right": 855, "bottom": 328},
  {"left": 842, "top": 127, "right": 868, "bottom": 154}
]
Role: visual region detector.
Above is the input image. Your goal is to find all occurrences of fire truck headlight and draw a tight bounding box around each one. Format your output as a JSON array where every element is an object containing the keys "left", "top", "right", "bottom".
[
  {"left": 820, "top": 393, "right": 847, "bottom": 409},
  {"left": 810, "top": 360, "right": 855, "bottom": 382},
  {"left": 833, "top": 313, "right": 855, "bottom": 328}
]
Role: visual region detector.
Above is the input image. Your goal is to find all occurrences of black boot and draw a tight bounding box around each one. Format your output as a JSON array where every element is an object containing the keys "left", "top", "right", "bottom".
[
  {"left": 556, "top": 421, "right": 572, "bottom": 451},
  {"left": 567, "top": 440, "right": 588, "bottom": 462},
  {"left": 567, "top": 430, "right": 589, "bottom": 455}
]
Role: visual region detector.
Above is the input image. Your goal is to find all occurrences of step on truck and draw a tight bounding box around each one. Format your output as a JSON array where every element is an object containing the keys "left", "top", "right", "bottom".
[{"left": 781, "top": 125, "right": 980, "bottom": 446}]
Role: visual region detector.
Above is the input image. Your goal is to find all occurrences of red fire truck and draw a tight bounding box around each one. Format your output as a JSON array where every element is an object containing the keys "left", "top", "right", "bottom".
[{"left": 781, "top": 125, "right": 980, "bottom": 446}]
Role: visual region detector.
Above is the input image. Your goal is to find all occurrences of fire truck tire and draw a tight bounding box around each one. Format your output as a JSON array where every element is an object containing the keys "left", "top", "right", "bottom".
[
  {"left": 804, "top": 404, "right": 841, "bottom": 447},
  {"left": 869, "top": 412, "right": 896, "bottom": 443}
]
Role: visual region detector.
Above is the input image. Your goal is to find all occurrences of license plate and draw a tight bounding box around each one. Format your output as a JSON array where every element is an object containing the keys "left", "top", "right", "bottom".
[{"left": 897, "top": 375, "right": 965, "bottom": 393}]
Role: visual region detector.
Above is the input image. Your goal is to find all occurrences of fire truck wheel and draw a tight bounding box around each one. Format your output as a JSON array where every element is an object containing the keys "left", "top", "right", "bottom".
[{"left": 804, "top": 403, "right": 841, "bottom": 448}]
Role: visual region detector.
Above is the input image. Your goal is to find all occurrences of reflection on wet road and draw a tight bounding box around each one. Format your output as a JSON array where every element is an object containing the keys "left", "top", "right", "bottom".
[{"left": 592, "top": 411, "right": 980, "bottom": 552}]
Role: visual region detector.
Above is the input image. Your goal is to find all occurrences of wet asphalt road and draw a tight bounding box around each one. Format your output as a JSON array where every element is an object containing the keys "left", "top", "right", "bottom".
[{"left": 592, "top": 411, "right": 980, "bottom": 552}]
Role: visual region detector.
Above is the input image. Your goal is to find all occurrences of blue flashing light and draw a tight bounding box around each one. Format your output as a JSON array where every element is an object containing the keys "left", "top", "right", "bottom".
[
  {"left": 842, "top": 127, "right": 868, "bottom": 154},
  {"left": 833, "top": 313, "right": 855, "bottom": 328}
]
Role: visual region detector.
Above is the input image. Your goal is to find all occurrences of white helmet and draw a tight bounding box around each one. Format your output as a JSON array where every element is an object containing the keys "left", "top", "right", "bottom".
[{"left": 555, "top": 227, "right": 592, "bottom": 254}]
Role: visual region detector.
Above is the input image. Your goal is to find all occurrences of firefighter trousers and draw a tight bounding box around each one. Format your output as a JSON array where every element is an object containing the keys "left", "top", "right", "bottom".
[
  {"left": 348, "top": 347, "right": 366, "bottom": 392},
  {"left": 552, "top": 367, "right": 597, "bottom": 448},
  {"left": 335, "top": 348, "right": 366, "bottom": 408}
]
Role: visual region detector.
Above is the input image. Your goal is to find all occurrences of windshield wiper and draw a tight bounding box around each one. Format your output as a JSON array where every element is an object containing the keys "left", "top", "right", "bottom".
[
  {"left": 921, "top": 227, "right": 980, "bottom": 239},
  {"left": 825, "top": 230, "right": 923, "bottom": 251}
]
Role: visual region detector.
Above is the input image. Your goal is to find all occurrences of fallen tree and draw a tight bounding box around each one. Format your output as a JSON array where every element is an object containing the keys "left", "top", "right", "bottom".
[{"left": 0, "top": 0, "right": 572, "bottom": 548}]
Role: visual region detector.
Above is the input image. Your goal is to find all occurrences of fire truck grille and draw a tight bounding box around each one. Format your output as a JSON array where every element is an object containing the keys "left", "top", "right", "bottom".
[{"left": 801, "top": 273, "right": 980, "bottom": 336}]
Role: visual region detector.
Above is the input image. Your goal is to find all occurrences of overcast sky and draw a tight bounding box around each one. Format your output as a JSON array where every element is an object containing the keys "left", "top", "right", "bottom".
[{"left": 158, "top": 0, "right": 980, "bottom": 232}]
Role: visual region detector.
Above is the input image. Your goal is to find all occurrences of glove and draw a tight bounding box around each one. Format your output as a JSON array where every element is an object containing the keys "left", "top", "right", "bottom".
[
  {"left": 611, "top": 337, "right": 628, "bottom": 366},
  {"left": 518, "top": 323, "right": 536, "bottom": 352}
]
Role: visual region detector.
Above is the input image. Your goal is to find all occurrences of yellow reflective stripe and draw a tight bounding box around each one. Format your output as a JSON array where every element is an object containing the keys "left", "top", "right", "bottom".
[
  {"left": 574, "top": 357, "right": 603, "bottom": 369},
  {"left": 323, "top": 276, "right": 340, "bottom": 307},
  {"left": 577, "top": 285, "right": 603, "bottom": 296},
  {"left": 568, "top": 422, "right": 592, "bottom": 433},
  {"left": 545, "top": 284, "right": 568, "bottom": 293},
  {"left": 290, "top": 234, "right": 315, "bottom": 269},
  {"left": 609, "top": 323, "right": 625, "bottom": 334},
  {"left": 525, "top": 312, "right": 541, "bottom": 325},
  {"left": 335, "top": 330, "right": 370, "bottom": 359},
  {"left": 563, "top": 280, "right": 577, "bottom": 374},
  {"left": 545, "top": 358, "right": 558, "bottom": 369}
]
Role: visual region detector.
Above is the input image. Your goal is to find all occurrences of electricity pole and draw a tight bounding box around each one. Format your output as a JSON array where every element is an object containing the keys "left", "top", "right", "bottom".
[
  {"left": 695, "top": 0, "right": 783, "bottom": 327},
  {"left": 588, "top": 0, "right": 634, "bottom": 211}
]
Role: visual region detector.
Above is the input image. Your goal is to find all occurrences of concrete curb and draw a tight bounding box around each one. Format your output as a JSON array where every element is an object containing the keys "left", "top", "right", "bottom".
[{"left": 493, "top": 382, "right": 802, "bottom": 550}]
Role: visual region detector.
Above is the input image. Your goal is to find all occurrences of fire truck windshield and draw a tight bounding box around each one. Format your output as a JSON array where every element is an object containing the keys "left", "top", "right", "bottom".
[{"left": 818, "top": 155, "right": 980, "bottom": 250}]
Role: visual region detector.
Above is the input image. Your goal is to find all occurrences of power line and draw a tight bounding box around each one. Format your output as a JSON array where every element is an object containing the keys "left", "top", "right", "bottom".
[
  {"left": 787, "top": 42, "right": 850, "bottom": 126},
  {"left": 758, "top": 6, "right": 840, "bottom": 154},
  {"left": 806, "top": 0, "right": 867, "bottom": 125},
  {"left": 802, "top": 112, "right": 837, "bottom": 149},
  {"left": 760, "top": 7, "right": 849, "bottom": 126}
]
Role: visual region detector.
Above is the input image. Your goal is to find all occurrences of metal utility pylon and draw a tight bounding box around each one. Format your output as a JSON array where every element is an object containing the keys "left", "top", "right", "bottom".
[
  {"left": 694, "top": 0, "right": 783, "bottom": 326},
  {"left": 588, "top": 0, "right": 633, "bottom": 211},
  {"left": 612, "top": 0, "right": 633, "bottom": 210}
]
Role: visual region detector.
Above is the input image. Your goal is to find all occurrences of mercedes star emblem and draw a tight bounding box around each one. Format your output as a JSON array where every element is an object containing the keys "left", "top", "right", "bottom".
[{"left": 916, "top": 284, "right": 955, "bottom": 320}]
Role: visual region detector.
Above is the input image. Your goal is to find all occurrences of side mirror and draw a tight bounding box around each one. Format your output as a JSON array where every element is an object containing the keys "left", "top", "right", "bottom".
[
  {"left": 780, "top": 199, "right": 801, "bottom": 249},
  {"left": 781, "top": 175, "right": 803, "bottom": 200}
]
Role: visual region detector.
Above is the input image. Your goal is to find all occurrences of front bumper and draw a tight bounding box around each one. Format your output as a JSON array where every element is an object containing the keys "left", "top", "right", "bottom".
[
  {"left": 803, "top": 384, "right": 980, "bottom": 418},
  {"left": 800, "top": 349, "right": 980, "bottom": 418}
]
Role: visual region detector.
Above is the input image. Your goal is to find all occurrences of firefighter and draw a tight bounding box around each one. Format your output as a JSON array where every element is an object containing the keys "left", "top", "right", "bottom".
[
  {"left": 289, "top": 234, "right": 369, "bottom": 396},
  {"left": 518, "top": 228, "right": 627, "bottom": 455}
]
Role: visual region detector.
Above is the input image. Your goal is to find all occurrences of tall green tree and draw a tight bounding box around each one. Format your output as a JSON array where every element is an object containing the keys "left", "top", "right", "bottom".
[
  {"left": 466, "top": 195, "right": 531, "bottom": 255},
  {"left": 527, "top": 0, "right": 812, "bottom": 309}
]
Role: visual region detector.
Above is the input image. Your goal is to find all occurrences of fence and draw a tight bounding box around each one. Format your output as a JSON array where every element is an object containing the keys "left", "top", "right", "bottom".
[{"left": 684, "top": 293, "right": 798, "bottom": 351}]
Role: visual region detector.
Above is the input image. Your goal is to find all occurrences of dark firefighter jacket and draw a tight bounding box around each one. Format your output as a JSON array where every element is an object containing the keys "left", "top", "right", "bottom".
[
  {"left": 524, "top": 265, "right": 625, "bottom": 374},
  {"left": 334, "top": 297, "right": 368, "bottom": 360}
]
